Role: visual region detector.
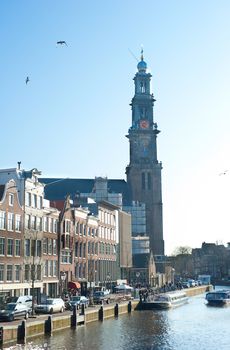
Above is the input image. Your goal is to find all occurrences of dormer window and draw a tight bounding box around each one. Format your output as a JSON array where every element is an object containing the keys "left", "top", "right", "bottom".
[{"left": 9, "top": 193, "right": 14, "bottom": 206}]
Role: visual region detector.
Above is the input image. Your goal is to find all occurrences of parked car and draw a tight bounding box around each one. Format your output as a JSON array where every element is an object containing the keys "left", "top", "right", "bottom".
[
  {"left": 181, "top": 281, "right": 190, "bottom": 288},
  {"left": 6, "top": 295, "right": 33, "bottom": 308},
  {"left": 0, "top": 303, "right": 31, "bottom": 322},
  {"left": 187, "top": 279, "right": 196, "bottom": 287},
  {"left": 35, "top": 298, "right": 65, "bottom": 314},
  {"left": 69, "top": 296, "right": 89, "bottom": 310},
  {"left": 93, "top": 291, "right": 111, "bottom": 304}
]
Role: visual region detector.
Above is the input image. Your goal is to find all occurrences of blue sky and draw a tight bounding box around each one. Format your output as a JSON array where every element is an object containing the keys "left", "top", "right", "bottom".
[{"left": 1, "top": 1, "right": 230, "bottom": 254}]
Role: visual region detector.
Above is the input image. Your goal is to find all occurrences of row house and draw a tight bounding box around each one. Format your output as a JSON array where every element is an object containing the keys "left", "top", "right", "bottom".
[
  {"left": 0, "top": 167, "right": 60, "bottom": 301},
  {"left": 74, "top": 206, "right": 99, "bottom": 294},
  {"left": 97, "top": 201, "right": 119, "bottom": 288},
  {"left": 0, "top": 179, "right": 24, "bottom": 303}
]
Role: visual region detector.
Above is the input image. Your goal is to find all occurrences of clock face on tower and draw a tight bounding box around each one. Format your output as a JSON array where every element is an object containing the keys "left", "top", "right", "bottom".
[{"left": 140, "top": 119, "right": 149, "bottom": 129}]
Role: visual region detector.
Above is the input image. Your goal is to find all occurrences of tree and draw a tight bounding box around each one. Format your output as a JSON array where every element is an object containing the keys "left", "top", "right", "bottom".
[{"left": 172, "top": 246, "right": 192, "bottom": 256}]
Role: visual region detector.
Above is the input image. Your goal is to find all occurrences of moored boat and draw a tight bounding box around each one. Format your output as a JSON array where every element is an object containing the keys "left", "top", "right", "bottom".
[
  {"left": 141, "top": 290, "right": 189, "bottom": 310},
  {"left": 205, "top": 290, "right": 230, "bottom": 306}
]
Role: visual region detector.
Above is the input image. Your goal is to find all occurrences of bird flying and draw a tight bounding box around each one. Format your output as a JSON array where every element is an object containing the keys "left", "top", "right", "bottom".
[
  {"left": 25, "top": 77, "right": 30, "bottom": 84},
  {"left": 57, "top": 41, "right": 67, "bottom": 46}
]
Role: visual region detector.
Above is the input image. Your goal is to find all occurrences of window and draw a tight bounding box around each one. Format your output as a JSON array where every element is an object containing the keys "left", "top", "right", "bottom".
[
  {"left": 53, "top": 261, "right": 57, "bottom": 276},
  {"left": 31, "top": 194, "right": 36, "bottom": 208},
  {"left": 25, "top": 192, "right": 31, "bottom": 207},
  {"left": 31, "top": 216, "right": 36, "bottom": 230},
  {"left": 25, "top": 264, "right": 30, "bottom": 281},
  {"left": 9, "top": 193, "right": 14, "bottom": 206},
  {"left": 37, "top": 265, "right": 41, "bottom": 280},
  {"left": 53, "top": 219, "right": 58, "bottom": 233},
  {"left": 6, "top": 265, "right": 13, "bottom": 281},
  {"left": 43, "top": 238, "right": 48, "bottom": 254},
  {"left": 25, "top": 214, "right": 30, "bottom": 229},
  {"left": 65, "top": 234, "right": 70, "bottom": 249},
  {"left": 75, "top": 241, "right": 78, "bottom": 256},
  {"left": 37, "top": 240, "right": 42, "bottom": 257},
  {"left": 79, "top": 242, "right": 82, "bottom": 257},
  {"left": 7, "top": 239, "right": 13, "bottom": 256},
  {"left": 49, "top": 218, "right": 53, "bottom": 233},
  {"left": 37, "top": 196, "right": 42, "bottom": 209},
  {"left": 64, "top": 220, "right": 71, "bottom": 233},
  {"left": 0, "top": 265, "right": 4, "bottom": 282},
  {"left": 7, "top": 213, "right": 14, "bottom": 231},
  {"left": 48, "top": 239, "right": 52, "bottom": 255},
  {"left": 15, "top": 265, "right": 20, "bottom": 281},
  {"left": 48, "top": 261, "right": 52, "bottom": 276},
  {"left": 15, "top": 240, "right": 21, "bottom": 256},
  {"left": 0, "top": 211, "right": 6, "bottom": 230},
  {"left": 75, "top": 222, "right": 79, "bottom": 235},
  {"left": 15, "top": 214, "right": 21, "bottom": 232},
  {"left": 61, "top": 251, "right": 72, "bottom": 264},
  {"left": 82, "top": 243, "right": 86, "bottom": 258},
  {"left": 43, "top": 217, "right": 48, "bottom": 232},
  {"left": 25, "top": 239, "right": 30, "bottom": 256},
  {"left": 36, "top": 217, "right": 42, "bottom": 231},
  {"left": 0, "top": 238, "right": 5, "bottom": 255},
  {"left": 33, "top": 194, "right": 37, "bottom": 208},
  {"left": 53, "top": 240, "right": 57, "bottom": 255}
]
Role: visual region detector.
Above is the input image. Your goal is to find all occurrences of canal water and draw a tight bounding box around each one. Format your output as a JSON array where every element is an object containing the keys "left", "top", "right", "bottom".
[{"left": 5, "top": 287, "right": 230, "bottom": 350}]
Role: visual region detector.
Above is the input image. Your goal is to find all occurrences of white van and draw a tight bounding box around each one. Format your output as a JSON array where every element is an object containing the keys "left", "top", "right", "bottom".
[{"left": 7, "top": 295, "right": 32, "bottom": 308}]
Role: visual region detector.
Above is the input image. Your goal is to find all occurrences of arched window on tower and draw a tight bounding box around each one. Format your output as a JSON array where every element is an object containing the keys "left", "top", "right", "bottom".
[
  {"left": 140, "top": 81, "right": 145, "bottom": 93},
  {"left": 142, "top": 172, "right": 152, "bottom": 190},
  {"left": 148, "top": 173, "right": 152, "bottom": 190}
]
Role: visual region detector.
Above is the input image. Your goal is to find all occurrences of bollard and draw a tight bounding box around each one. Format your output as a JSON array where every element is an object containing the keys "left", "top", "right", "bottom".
[
  {"left": 98, "top": 306, "right": 104, "bottom": 321},
  {"left": 45, "top": 315, "right": 53, "bottom": 335},
  {"left": 17, "top": 320, "right": 26, "bottom": 344},
  {"left": 81, "top": 303, "right": 85, "bottom": 316},
  {"left": 114, "top": 303, "right": 119, "bottom": 317},
  {"left": 0, "top": 326, "right": 3, "bottom": 347},
  {"left": 128, "top": 301, "right": 132, "bottom": 313},
  {"left": 71, "top": 305, "right": 77, "bottom": 328}
]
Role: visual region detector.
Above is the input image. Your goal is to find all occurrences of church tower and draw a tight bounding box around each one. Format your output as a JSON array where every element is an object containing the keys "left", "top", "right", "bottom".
[{"left": 126, "top": 51, "right": 164, "bottom": 258}]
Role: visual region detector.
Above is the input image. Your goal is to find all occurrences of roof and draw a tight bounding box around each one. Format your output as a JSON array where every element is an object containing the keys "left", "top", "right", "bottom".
[{"left": 39, "top": 178, "right": 131, "bottom": 204}]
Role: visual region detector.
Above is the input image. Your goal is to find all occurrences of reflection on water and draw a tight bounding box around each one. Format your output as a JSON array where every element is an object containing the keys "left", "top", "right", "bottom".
[{"left": 4, "top": 288, "right": 230, "bottom": 350}]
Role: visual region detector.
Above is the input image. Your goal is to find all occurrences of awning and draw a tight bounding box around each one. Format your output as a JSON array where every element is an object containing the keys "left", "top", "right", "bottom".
[{"left": 68, "top": 281, "right": 81, "bottom": 289}]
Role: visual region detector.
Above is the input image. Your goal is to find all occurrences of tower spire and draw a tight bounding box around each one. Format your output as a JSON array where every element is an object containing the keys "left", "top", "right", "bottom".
[{"left": 141, "top": 46, "right": 144, "bottom": 61}]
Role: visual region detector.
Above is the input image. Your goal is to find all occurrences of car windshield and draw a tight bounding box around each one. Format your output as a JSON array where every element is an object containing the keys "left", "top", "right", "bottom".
[
  {"left": 46, "top": 300, "right": 55, "bottom": 305},
  {"left": 71, "top": 297, "right": 80, "bottom": 301},
  {"left": 94, "top": 292, "right": 103, "bottom": 296},
  {"left": 5, "top": 303, "right": 16, "bottom": 310}
]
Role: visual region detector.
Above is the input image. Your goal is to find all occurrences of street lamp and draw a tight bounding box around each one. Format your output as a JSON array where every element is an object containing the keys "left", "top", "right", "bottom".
[
  {"left": 60, "top": 272, "right": 66, "bottom": 296},
  {"left": 136, "top": 272, "right": 140, "bottom": 287}
]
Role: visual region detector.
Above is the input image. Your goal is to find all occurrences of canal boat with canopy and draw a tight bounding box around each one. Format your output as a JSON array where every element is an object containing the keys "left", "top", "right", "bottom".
[
  {"left": 141, "top": 290, "right": 189, "bottom": 310},
  {"left": 205, "top": 290, "right": 230, "bottom": 306}
]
